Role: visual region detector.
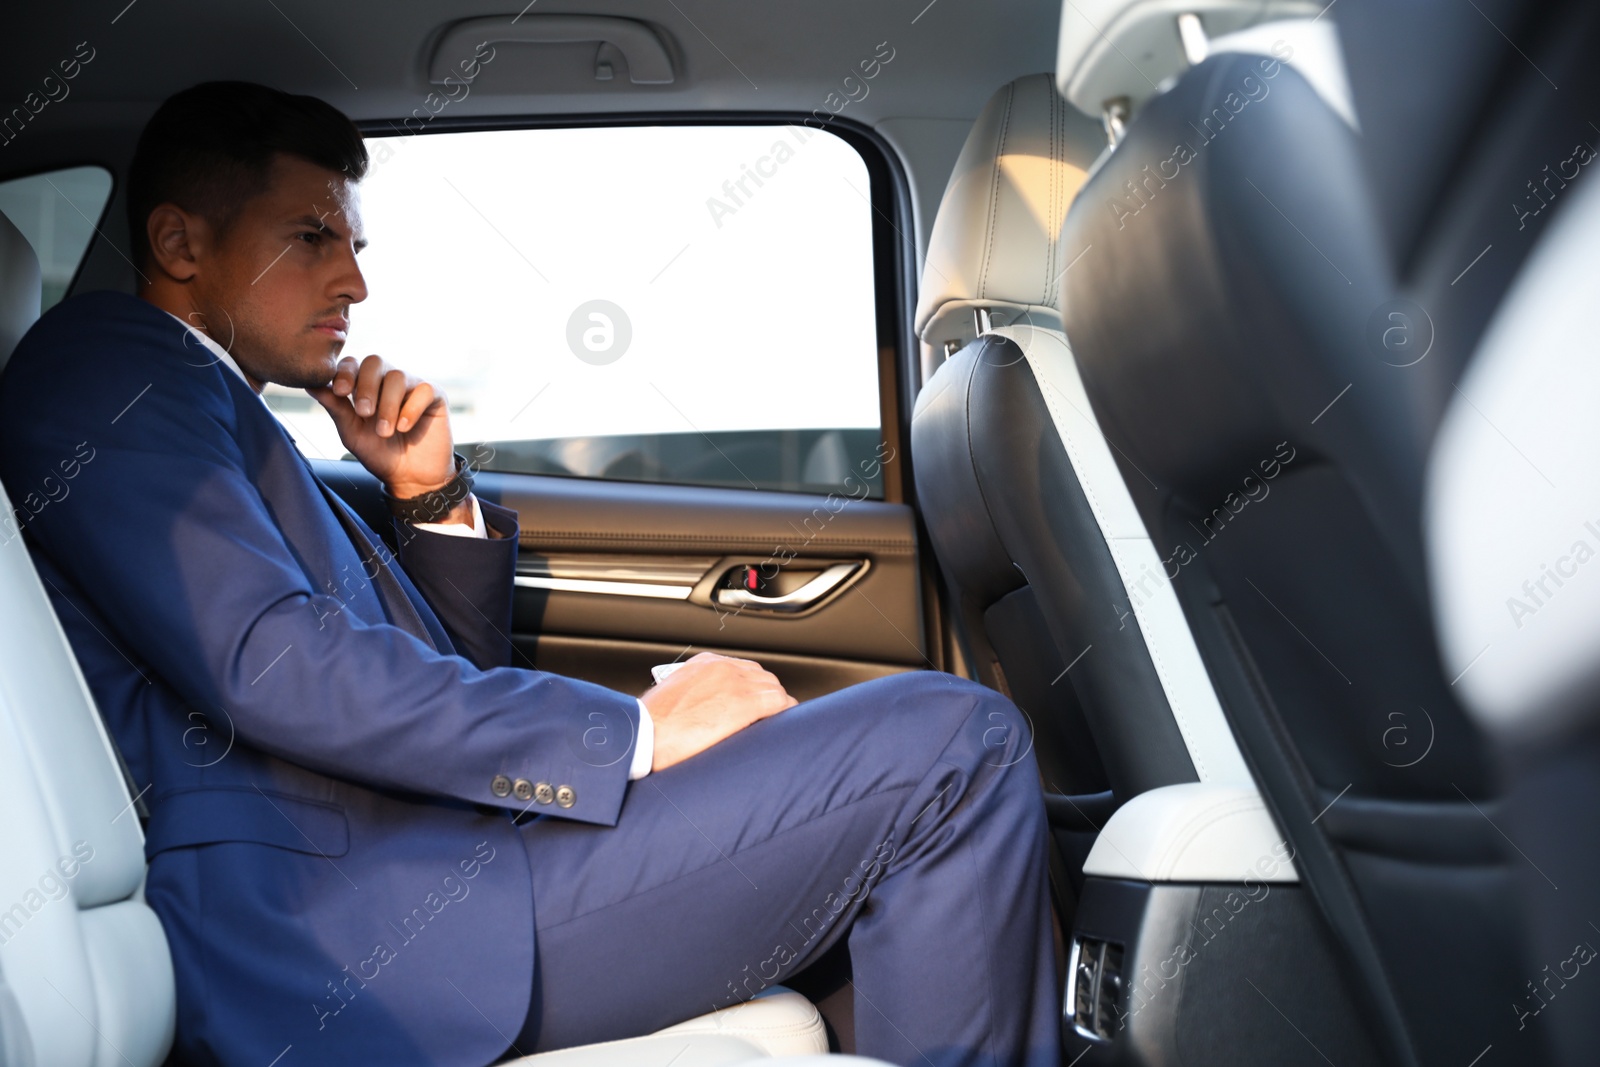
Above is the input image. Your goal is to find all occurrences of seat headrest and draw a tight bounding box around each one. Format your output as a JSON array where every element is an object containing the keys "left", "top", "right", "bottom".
[
  {"left": 914, "top": 73, "right": 1105, "bottom": 374},
  {"left": 0, "top": 211, "right": 42, "bottom": 373},
  {"left": 1207, "top": 17, "right": 1358, "bottom": 130},
  {"left": 1056, "top": 0, "right": 1320, "bottom": 120}
]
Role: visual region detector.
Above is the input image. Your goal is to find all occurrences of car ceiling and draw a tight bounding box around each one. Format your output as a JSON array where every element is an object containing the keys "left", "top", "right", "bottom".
[
  {"left": 4, "top": 0, "right": 1062, "bottom": 293},
  {"left": 4, "top": 1, "right": 1059, "bottom": 128}
]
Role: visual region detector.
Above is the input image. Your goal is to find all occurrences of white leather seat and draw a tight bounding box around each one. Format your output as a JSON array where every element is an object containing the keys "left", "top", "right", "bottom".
[
  {"left": 507, "top": 987, "right": 831, "bottom": 1064},
  {"left": 0, "top": 206, "right": 175, "bottom": 1067},
  {"left": 0, "top": 210, "right": 874, "bottom": 1067}
]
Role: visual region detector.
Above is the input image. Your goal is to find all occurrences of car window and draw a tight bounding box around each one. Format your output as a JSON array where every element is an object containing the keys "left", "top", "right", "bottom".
[
  {"left": 0, "top": 166, "right": 114, "bottom": 311},
  {"left": 267, "top": 124, "right": 888, "bottom": 497}
]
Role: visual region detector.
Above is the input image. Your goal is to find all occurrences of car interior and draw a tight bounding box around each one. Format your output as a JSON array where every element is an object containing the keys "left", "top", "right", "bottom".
[{"left": 2, "top": 0, "right": 1598, "bottom": 1064}]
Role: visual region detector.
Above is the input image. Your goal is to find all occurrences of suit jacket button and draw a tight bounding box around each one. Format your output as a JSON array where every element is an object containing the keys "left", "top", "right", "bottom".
[
  {"left": 555, "top": 785, "right": 576, "bottom": 808},
  {"left": 534, "top": 782, "right": 555, "bottom": 805},
  {"left": 491, "top": 775, "right": 512, "bottom": 798},
  {"left": 512, "top": 778, "right": 534, "bottom": 801}
]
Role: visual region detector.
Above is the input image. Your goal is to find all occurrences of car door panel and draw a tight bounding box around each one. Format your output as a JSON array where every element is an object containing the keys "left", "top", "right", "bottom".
[
  {"left": 522, "top": 635, "right": 914, "bottom": 703},
  {"left": 318, "top": 461, "right": 928, "bottom": 697}
]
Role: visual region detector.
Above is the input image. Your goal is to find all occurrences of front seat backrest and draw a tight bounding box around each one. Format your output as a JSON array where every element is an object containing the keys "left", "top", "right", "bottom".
[
  {"left": 911, "top": 73, "right": 1254, "bottom": 805},
  {"left": 1057, "top": 12, "right": 1551, "bottom": 1066},
  {"left": 1349, "top": 0, "right": 1600, "bottom": 1063}
]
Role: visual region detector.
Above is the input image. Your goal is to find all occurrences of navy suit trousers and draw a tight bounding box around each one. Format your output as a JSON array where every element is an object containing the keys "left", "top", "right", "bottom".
[{"left": 513, "top": 671, "right": 1062, "bottom": 1067}]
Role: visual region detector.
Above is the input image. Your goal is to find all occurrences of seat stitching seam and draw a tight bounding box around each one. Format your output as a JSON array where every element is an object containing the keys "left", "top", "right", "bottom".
[
  {"left": 978, "top": 82, "right": 1014, "bottom": 303},
  {"left": 1046, "top": 80, "right": 1058, "bottom": 308}
]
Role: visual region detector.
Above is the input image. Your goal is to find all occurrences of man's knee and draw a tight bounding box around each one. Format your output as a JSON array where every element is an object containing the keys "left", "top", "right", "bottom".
[
  {"left": 870, "top": 671, "right": 1033, "bottom": 766},
  {"left": 870, "top": 670, "right": 995, "bottom": 725},
  {"left": 872, "top": 675, "right": 1045, "bottom": 831},
  {"left": 970, "top": 692, "right": 1035, "bottom": 773},
  {"left": 875, "top": 669, "right": 993, "bottom": 703}
]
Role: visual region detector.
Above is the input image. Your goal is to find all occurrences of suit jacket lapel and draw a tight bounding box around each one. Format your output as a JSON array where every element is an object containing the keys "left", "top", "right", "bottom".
[
  {"left": 305, "top": 468, "right": 451, "bottom": 654},
  {"left": 222, "top": 365, "right": 458, "bottom": 657}
]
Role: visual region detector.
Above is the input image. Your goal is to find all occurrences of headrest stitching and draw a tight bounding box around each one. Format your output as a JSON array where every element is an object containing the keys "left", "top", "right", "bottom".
[
  {"left": 1042, "top": 80, "right": 1053, "bottom": 309},
  {"left": 1048, "top": 80, "right": 1062, "bottom": 310},
  {"left": 977, "top": 80, "right": 1015, "bottom": 304}
]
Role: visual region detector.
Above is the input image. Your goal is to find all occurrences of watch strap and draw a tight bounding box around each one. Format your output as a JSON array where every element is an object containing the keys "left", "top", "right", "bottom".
[{"left": 382, "top": 452, "right": 475, "bottom": 524}]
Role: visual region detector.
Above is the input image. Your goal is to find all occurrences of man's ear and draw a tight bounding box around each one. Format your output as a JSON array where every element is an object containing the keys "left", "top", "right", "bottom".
[{"left": 145, "top": 203, "right": 206, "bottom": 282}]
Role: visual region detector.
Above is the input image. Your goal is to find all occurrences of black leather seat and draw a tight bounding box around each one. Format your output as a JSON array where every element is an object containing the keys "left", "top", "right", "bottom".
[
  {"left": 913, "top": 75, "right": 1160, "bottom": 812},
  {"left": 1336, "top": 1, "right": 1600, "bottom": 1064},
  {"left": 910, "top": 74, "right": 1269, "bottom": 848},
  {"left": 1056, "top": 7, "right": 1569, "bottom": 1064}
]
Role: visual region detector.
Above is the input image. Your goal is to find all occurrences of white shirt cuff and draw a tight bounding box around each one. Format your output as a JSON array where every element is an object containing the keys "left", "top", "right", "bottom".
[
  {"left": 411, "top": 494, "right": 486, "bottom": 538},
  {"left": 630, "top": 699, "right": 654, "bottom": 780}
]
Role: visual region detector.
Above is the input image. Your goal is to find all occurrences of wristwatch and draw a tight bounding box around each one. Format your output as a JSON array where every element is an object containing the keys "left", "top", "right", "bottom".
[{"left": 382, "top": 452, "right": 474, "bottom": 523}]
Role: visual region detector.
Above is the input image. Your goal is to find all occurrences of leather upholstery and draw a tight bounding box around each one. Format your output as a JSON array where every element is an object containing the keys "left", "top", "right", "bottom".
[
  {"left": 980, "top": 323, "right": 1251, "bottom": 790},
  {"left": 649, "top": 986, "right": 827, "bottom": 1054},
  {"left": 1056, "top": 14, "right": 1558, "bottom": 1063},
  {"left": 912, "top": 74, "right": 1268, "bottom": 818},
  {"left": 0, "top": 468, "right": 177, "bottom": 1067},
  {"left": 512, "top": 988, "right": 829, "bottom": 1064},
  {"left": 1336, "top": 0, "right": 1537, "bottom": 266},
  {"left": 1429, "top": 175, "right": 1600, "bottom": 743},
  {"left": 1208, "top": 18, "right": 1358, "bottom": 129},
  {"left": 0, "top": 218, "right": 176, "bottom": 1067},
  {"left": 913, "top": 73, "right": 1103, "bottom": 375},
  {"left": 514, "top": 1035, "right": 768, "bottom": 1066},
  {"left": 912, "top": 76, "right": 1197, "bottom": 802},
  {"left": 1055, "top": 0, "right": 1318, "bottom": 120},
  {"left": 1380, "top": 2, "right": 1600, "bottom": 1063},
  {"left": 1081, "top": 783, "right": 1299, "bottom": 883},
  {"left": 516, "top": 1051, "right": 882, "bottom": 1067},
  {"left": 0, "top": 211, "right": 40, "bottom": 371}
]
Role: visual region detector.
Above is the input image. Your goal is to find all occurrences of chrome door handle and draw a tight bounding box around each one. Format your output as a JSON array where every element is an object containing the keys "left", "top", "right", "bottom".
[{"left": 713, "top": 562, "right": 861, "bottom": 613}]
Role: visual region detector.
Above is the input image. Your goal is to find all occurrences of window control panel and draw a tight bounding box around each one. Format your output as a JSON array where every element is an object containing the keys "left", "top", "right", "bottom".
[{"left": 1067, "top": 935, "right": 1125, "bottom": 1041}]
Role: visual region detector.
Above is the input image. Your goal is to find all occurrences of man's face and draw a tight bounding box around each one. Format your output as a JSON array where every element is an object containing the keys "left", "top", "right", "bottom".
[{"left": 188, "top": 153, "right": 368, "bottom": 389}]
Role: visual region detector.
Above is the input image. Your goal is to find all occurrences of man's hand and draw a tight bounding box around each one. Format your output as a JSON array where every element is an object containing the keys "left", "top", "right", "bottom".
[
  {"left": 641, "top": 652, "right": 798, "bottom": 771},
  {"left": 308, "top": 355, "right": 464, "bottom": 514}
]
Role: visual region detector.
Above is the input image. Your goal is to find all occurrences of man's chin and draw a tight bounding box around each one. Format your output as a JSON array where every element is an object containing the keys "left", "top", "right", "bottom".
[{"left": 271, "top": 349, "right": 343, "bottom": 391}]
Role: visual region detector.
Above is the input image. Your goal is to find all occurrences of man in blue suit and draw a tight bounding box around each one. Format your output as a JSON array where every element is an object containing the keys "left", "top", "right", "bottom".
[{"left": 0, "top": 82, "right": 1060, "bottom": 1066}]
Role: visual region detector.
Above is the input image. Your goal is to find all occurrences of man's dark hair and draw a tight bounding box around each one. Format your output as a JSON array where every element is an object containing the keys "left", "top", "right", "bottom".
[{"left": 126, "top": 81, "right": 369, "bottom": 268}]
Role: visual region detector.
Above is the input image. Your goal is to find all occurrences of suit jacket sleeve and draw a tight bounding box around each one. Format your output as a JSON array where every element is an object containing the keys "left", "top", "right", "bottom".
[
  {"left": 391, "top": 501, "right": 520, "bottom": 671},
  {"left": 0, "top": 299, "right": 639, "bottom": 826}
]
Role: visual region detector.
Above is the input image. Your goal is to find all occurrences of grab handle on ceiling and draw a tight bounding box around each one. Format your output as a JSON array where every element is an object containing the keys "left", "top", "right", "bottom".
[{"left": 429, "top": 15, "right": 675, "bottom": 85}]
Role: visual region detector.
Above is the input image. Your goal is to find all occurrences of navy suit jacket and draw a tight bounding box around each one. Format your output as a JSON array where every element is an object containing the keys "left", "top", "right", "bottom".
[{"left": 0, "top": 292, "right": 642, "bottom": 1065}]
